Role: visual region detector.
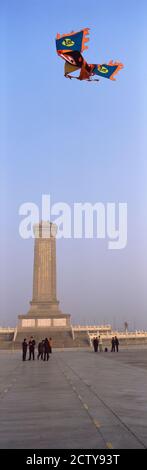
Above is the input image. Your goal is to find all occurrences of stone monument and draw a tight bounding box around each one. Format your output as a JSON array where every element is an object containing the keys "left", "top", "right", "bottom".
[{"left": 16, "top": 221, "right": 72, "bottom": 346}]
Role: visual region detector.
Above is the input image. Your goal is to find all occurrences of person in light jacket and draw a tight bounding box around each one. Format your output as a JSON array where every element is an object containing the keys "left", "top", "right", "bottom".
[{"left": 99, "top": 335, "right": 103, "bottom": 352}]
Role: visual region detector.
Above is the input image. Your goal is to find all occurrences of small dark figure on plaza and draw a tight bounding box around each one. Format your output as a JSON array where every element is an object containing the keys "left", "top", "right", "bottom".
[
  {"left": 44, "top": 338, "right": 50, "bottom": 361},
  {"left": 93, "top": 336, "right": 99, "bottom": 352},
  {"left": 99, "top": 335, "right": 103, "bottom": 352},
  {"left": 111, "top": 337, "right": 115, "bottom": 352},
  {"left": 114, "top": 336, "right": 119, "bottom": 352},
  {"left": 22, "top": 338, "right": 27, "bottom": 361},
  {"left": 28, "top": 336, "right": 36, "bottom": 360},
  {"left": 37, "top": 340, "right": 44, "bottom": 360},
  {"left": 49, "top": 337, "right": 52, "bottom": 353}
]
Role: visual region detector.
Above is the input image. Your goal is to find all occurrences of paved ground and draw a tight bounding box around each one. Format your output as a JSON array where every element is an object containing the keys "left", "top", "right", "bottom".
[{"left": 0, "top": 348, "right": 147, "bottom": 449}]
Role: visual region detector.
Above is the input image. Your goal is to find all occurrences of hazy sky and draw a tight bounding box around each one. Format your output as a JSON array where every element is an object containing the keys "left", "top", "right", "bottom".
[{"left": 0, "top": 0, "right": 147, "bottom": 329}]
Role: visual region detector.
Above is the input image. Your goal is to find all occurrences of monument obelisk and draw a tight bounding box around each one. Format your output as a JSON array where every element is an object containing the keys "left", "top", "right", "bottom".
[
  {"left": 16, "top": 221, "right": 71, "bottom": 342},
  {"left": 30, "top": 222, "right": 59, "bottom": 313}
]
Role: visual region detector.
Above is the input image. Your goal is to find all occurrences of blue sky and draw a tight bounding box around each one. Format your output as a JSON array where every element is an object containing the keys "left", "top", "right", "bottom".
[{"left": 0, "top": 0, "right": 147, "bottom": 328}]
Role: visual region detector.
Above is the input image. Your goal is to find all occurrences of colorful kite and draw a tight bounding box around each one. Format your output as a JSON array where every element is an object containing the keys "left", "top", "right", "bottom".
[{"left": 56, "top": 28, "right": 123, "bottom": 82}]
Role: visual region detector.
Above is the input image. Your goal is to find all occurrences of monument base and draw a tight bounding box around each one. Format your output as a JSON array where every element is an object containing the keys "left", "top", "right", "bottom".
[
  {"left": 18, "top": 311, "right": 71, "bottom": 329},
  {"left": 15, "top": 302, "right": 73, "bottom": 347},
  {"left": 18, "top": 299, "right": 71, "bottom": 327}
]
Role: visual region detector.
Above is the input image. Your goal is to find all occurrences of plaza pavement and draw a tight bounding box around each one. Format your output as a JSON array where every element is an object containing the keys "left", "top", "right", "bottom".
[{"left": 0, "top": 348, "right": 147, "bottom": 449}]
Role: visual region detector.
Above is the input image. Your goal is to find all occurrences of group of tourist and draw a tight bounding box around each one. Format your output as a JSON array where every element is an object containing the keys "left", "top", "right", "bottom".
[
  {"left": 92, "top": 335, "right": 119, "bottom": 352},
  {"left": 22, "top": 336, "right": 52, "bottom": 362},
  {"left": 92, "top": 335, "right": 103, "bottom": 352},
  {"left": 111, "top": 336, "right": 119, "bottom": 352}
]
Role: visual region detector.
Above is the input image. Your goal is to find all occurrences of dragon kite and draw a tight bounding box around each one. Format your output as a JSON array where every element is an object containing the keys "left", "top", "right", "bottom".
[{"left": 56, "top": 28, "right": 123, "bottom": 82}]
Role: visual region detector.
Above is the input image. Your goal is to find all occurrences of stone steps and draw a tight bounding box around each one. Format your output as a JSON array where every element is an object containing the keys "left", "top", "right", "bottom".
[
  {"left": 13, "top": 329, "right": 74, "bottom": 349},
  {"left": 73, "top": 331, "right": 90, "bottom": 347},
  {"left": 0, "top": 341, "right": 14, "bottom": 350},
  {"left": 0, "top": 330, "right": 91, "bottom": 349}
]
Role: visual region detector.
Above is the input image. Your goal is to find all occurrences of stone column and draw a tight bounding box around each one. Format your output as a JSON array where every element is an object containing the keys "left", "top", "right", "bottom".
[{"left": 32, "top": 221, "right": 58, "bottom": 304}]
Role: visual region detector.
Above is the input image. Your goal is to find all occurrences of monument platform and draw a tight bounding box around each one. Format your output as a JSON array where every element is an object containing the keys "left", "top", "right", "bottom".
[{"left": 0, "top": 348, "right": 147, "bottom": 449}]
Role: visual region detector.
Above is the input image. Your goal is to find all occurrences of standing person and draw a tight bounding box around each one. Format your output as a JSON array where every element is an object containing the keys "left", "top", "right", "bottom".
[
  {"left": 49, "top": 337, "right": 52, "bottom": 354},
  {"left": 99, "top": 335, "right": 103, "bottom": 352},
  {"left": 114, "top": 336, "right": 119, "bottom": 352},
  {"left": 43, "top": 338, "right": 50, "bottom": 361},
  {"left": 111, "top": 337, "right": 115, "bottom": 352},
  {"left": 22, "top": 338, "right": 27, "bottom": 361},
  {"left": 28, "top": 336, "right": 36, "bottom": 360},
  {"left": 37, "top": 340, "right": 44, "bottom": 360},
  {"left": 93, "top": 337, "right": 99, "bottom": 352}
]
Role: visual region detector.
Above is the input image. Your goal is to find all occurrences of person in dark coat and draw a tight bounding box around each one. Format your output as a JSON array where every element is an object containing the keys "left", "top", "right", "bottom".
[
  {"left": 111, "top": 337, "right": 115, "bottom": 352},
  {"left": 28, "top": 336, "right": 36, "bottom": 360},
  {"left": 93, "top": 337, "right": 99, "bottom": 352},
  {"left": 114, "top": 336, "right": 119, "bottom": 352},
  {"left": 49, "top": 337, "right": 52, "bottom": 353},
  {"left": 22, "top": 338, "right": 27, "bottom": 361},
  {"left": 43, "top": 338, "right": 50, "bottom": 361},
  {"left": 37, "top": 340, "right": 44, "bottom": 360}
]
